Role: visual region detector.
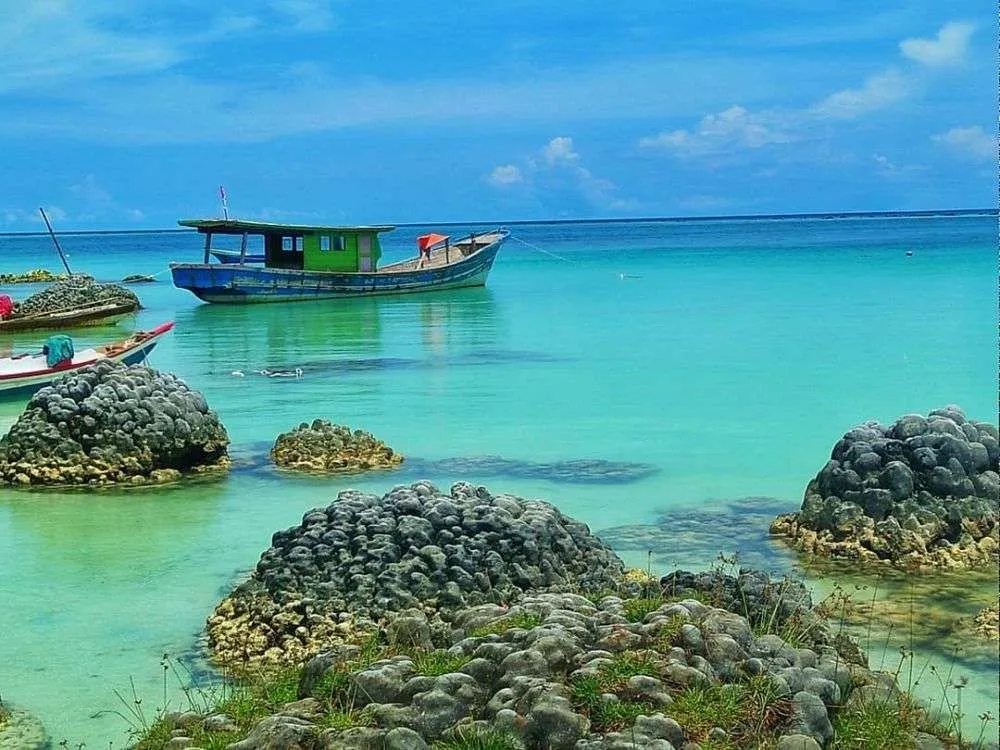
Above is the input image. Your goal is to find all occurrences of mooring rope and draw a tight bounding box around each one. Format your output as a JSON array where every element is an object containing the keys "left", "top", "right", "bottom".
[{"left": 510, "top": 235, "right": 576, "bottom": 264}]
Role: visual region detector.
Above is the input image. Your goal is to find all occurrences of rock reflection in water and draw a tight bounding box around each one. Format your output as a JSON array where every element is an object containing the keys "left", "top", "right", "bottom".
[
  {"left": 231, "top": 446, "right": 659, "bottom": 485},
  {"left": 598, "top": 496, "right": 799, "bottom": 573}
]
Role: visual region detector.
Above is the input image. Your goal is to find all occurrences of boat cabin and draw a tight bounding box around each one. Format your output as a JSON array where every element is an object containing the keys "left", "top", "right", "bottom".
[{"left": 179, "top": 219, "right": 395, "bottom": 273}]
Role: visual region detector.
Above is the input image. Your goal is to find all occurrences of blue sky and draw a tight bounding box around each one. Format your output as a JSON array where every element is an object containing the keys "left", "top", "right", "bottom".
[{"left": 0, "top": 1, "right": 995, "bottom": 228}]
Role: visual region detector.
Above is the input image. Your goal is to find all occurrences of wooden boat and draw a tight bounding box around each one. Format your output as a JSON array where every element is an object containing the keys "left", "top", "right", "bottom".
[
  {"left": 171, "top": 219, "right": 508, "bottom": 304},
  {"left": 0, "top": 322, "right": 174, "bottom": 397},
  {"left": 0, "top": 299, "right": 139, "bottom": 332},
  {"left": 211, "top": 248, "right": 265, "bottom": 264}
]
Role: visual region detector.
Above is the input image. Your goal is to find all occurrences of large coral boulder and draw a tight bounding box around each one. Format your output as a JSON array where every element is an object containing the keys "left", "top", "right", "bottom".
[
  {"left": 0, "top": 360, "right": 230, "bottom": 486},
  {"left": 771, "top": 406, "right": 999, "bottom": 569},
  {"left": 272, "top": 419, "right": 402, "bottom": 474},
  {"left": 207, "top": 481, "right": 625, "bottom": 666}
]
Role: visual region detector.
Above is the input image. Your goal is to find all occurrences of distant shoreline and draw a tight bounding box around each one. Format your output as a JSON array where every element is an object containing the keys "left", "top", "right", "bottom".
[{"left": 0, "top": 207, "right": 995, "bottom": 237}]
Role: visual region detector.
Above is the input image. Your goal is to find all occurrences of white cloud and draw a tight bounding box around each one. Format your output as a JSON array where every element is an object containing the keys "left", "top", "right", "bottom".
[
  {"left": 543, "top": 136, "right": 580, "bottom": 165},
  {"left": 811, "top": 69, "right": 908, "bottom": 120},
  {"left": 487, "top": 137, "right": 636, "bottom": 212},
  {"left": 932, "top": 126, "right": 997, "bottom": 160},
  {"left": 487, "top": 165, "right": 523, "bottom": 187},
  {"left": 900, "top": 21, "right": 974, "bottom": 67},
  {"left": 639, "top": 105, "right": 794, "bottom": 156}
]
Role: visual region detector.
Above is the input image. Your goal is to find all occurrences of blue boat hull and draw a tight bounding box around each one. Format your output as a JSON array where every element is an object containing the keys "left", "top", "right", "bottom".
[{"left": 172, "top": 235, "right": 504, "bottom": 304}]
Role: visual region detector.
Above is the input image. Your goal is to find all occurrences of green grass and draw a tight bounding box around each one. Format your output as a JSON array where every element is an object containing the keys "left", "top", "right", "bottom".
[
  {"left": 409, "top": 650, "right": 473, "bottom": 677},
  {"left": 597, "top": 651, "right": 662, "bottom": 691},
  {"left": 666, "top": 677, "right": 792, "bottom": 746},
  {"left": 467, "top": 612, "right": 544, "bottom": 637},
  {"left": 316, "top": 707, "right": 374, "bottom": 731},
  {"left": 831, "top": 698, "right": 920, "bottom": 749},
  {"left": 569, "top": 651, "right": 664, "bottom": 731},
  {"left": 623, "top": 597, "right": 667, "bottom": 623},
  {"left": 432, "top": 726, "right": 522, "bottom": 750},
  {"left": 591, "top": 699, "right": 656, "bottom": 732}
]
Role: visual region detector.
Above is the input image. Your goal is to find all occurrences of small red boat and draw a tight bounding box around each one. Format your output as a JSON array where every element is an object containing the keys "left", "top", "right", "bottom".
[{"left": 0, "top": 322, "right": 174, "bottom": 398}]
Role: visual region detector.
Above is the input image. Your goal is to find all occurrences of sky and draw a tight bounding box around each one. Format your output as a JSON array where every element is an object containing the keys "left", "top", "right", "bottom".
[{"left": 0, "top": 0, "right": 996, "bottom": 229}]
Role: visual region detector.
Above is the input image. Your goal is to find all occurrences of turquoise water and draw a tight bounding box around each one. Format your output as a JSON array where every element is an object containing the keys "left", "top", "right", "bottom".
[{"left": 0, "top": 215, "right": 996, "bottom": 744}]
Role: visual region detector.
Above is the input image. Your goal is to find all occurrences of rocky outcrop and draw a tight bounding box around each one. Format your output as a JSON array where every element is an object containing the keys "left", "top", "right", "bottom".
[
  {"left": 972, "top": 603, "right": 999, "bottom": 641},
  {"left": 169, "top": 573, "right": 916, "bottom": 750},
  {"left": 0, "top": 706, "right": 48, "bottom": 750},
  {"left": 771, "top": 406, "right": 999, "bottom": 569},
  {"left": 0, "top": 269, "right": 64, "bottom": 285},
  {"left": 0, "top": 361, "right": 230, "bottom": 486},
  {"left": 207, "top": 482, "right": 625, "bottom": 666},
  {"left": 271, "top": 420, "right": 402, "bottom": 475},
  {"left": 11, "top": 275, "right": 139, "bottom": 317}
]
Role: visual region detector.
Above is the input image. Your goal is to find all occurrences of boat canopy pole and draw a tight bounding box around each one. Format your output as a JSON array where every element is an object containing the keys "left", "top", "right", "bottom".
[
  {"left": 203, "top": 231, "right": 212, "bottom": 264},
  {"left": 240, "top": 232, "right": 248, "bottom": 265}
]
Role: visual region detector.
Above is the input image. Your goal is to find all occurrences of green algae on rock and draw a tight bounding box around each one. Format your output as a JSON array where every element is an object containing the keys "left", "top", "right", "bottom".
[
  {"left": 0, "top": 360, "right": 230, "bottom": 486},
  {"left": 771, "top": 405, "right": 999, "bottom": 570},
  {"left": 271, "top": 419, "right": 403, "bottom": 475}
]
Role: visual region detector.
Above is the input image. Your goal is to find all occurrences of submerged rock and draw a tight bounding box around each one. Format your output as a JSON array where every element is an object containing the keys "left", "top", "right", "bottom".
[
  {"left": 771, "top": 406, "right": 999, "bottom": 569},
  {"left": 271, "top": 419, "right": 402, "bottom": 474},
  {"left": 207, "top": 481, "right": 624, "bottom": 666},
  {"left": 11, "top": 275, "right": 139, "bottom": 317},
  {"left": 0, "top": 360, "right": 230, "bottom": 486},
  {"left": 972, "top": 602, "right": 999, "bottom": 642},
  {"left": 0, "top": 706, "right": 48, "bottom": 750}
]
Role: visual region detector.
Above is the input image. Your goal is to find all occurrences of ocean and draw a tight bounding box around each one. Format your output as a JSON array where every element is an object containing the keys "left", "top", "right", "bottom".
[{"left": 0, "top": 213, "right": 996, "bottom": 745}]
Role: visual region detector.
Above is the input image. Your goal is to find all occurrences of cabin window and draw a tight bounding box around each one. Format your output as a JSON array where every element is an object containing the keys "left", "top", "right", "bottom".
[
  {"left": 320, "top": 235, "right": 330, "bottom": 252},
  {"left": 282, "top": 236, "right": 302, "bottom": 252},
  {"left": 330, "top": 235, "right": 346, "bottom": 252}
]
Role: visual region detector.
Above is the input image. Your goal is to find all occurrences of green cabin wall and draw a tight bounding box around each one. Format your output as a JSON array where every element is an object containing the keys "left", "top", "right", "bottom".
[{"left": 302, "top": 232, "right": 382, "bottom": 272}]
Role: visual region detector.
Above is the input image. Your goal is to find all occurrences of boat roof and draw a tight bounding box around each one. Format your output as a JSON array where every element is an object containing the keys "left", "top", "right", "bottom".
[{"left": 178, "top": 219, "right": 396, "bottom": 235}]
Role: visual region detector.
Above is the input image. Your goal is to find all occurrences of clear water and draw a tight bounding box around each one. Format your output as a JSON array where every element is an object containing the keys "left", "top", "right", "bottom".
[{"left": 0, "top": 215, "right": 996, "bottom": 745}]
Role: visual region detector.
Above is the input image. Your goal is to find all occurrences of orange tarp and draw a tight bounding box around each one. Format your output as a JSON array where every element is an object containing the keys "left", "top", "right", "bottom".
[{"left": 416, "top": 233, "right": 449, "bottom": 251}]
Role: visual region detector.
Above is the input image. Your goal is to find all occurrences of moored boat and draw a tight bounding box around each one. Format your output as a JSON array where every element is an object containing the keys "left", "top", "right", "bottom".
[
  {"left": 0, "top": 322, "right": 174, "bottom": 397},
  {"left": 210, "top": 248, "right": 266, "bottom": 264},
  {"left": 170, "top": 219, "right": 508, "bottom": 304},
  {"left": 0, "top": 299, "right": 139, "bottom": 332}
]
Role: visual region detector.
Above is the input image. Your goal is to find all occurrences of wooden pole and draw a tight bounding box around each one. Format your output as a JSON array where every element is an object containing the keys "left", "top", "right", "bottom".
[
  {"left": 203, "top": 232, "right": 212, "bottom": 264},
  {"left": 240, "top": 232, "right": 248, "bottom": 265},
  {"left": 38, "top": 208, "right": 73, "bottom": 276}
]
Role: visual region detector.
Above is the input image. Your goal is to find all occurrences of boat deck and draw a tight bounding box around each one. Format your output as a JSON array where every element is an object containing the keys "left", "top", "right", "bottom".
[{"left": 379, "top": 232, "right": 505, "bottom": 273}]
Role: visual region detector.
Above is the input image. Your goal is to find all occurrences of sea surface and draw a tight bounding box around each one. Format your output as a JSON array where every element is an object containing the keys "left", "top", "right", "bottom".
[{"left": 0, "top": 214, "right": 997, "bottom": 745}]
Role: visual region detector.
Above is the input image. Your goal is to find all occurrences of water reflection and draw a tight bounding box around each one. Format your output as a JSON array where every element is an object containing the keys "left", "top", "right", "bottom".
[{"left": 177, "top": 286, "right": 504, "bottom": 374}]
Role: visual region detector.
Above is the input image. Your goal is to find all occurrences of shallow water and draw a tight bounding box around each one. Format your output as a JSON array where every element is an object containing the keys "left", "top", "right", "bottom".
[{"left": 0, "top": 215, "right": 996, "bottom": 744}]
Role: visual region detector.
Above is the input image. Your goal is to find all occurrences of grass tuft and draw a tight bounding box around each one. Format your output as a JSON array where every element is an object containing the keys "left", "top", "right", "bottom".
[
  {"left": 409, "top": 650, "right": 473, "bottom": 677},
  {"left": 468, "top": 612, "right": 543, "bottom": 637},
  {"left": 432, "top": 726, "right": 522, "bottom": 750},
  {"left": 623, "top": 597, "right": 667, "bottom": 623}
]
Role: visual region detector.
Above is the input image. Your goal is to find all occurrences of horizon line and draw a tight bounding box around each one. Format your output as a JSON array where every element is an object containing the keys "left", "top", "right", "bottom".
[{"left": 0, "top": 207, "right": 995, "bottom": 237}]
